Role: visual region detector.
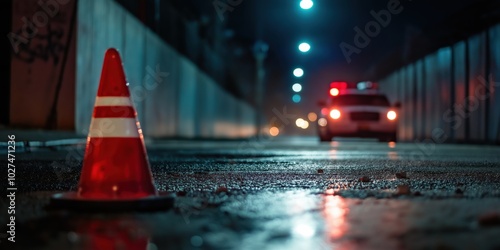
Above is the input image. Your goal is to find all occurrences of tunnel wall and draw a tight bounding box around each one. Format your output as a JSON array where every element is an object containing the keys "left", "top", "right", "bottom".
[
  {"left": 380, "top": 23, "right": 500, "bottom": 143},
  {"left": 76, "top": 0, "right": 256, "bottom": 138}
]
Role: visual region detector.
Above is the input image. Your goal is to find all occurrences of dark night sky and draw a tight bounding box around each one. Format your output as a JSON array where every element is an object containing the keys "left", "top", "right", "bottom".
[
  {"left": 222, "top": 0, "right": 475, "bottom": 76},
  {"left": 188, "top": 0, "right": 481, "bottom": 120}
]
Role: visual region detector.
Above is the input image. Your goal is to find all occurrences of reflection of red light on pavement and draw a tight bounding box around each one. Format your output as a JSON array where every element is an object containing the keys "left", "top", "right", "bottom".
[
  {"left": 388, "top": 151, "right": 398, "bottom": 160},
  {"left": 80, "top": 218, "right": 150, "bottom": 250},
  {"left": 322, "top": 195, "right": 348, "bottom": 240}
]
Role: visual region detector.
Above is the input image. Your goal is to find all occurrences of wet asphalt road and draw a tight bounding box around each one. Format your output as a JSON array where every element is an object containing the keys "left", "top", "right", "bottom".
[{"left": 2, "top": 137, "right": 500, "bottom": 250}]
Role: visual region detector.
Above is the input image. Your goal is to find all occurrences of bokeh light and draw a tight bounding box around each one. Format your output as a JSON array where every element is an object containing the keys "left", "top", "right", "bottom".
[
  {"left": 301, "top": 121, "right": 310, "bottom": 129},
  {"left": 318, "top": 118, "right": 327, "bottom": 127},
  {"left": 292, "top": 94, "right": 301, "bottom": 103},
  {"left": 269, "top": 126, "right": 280, "bottom": 136},
  {"left": 293, "top": 68, "right": 304, "bottom": 77},
  {"left": 330, "top": 88, "right": 340, "bottom": 96},
  {"left": 296, "top": 118, "right": 305, "bottom": 128},
  {"left": 296, "top": 118, "right": 310, "bottom": 129},
  {"left": 292, "top": 83, "right": 302, "bottom": 92},
  {"left": 308, "top": 112, "right": 317, "bottom": 122},
  {"left": 300, "top": 0, "right": 314, "bottom": 10},
  {"left": 330, "top": 109, "right": 341, "bottom": 119},
  {"left": 298, "top": 42, "right": 311, "bottom": 53}
]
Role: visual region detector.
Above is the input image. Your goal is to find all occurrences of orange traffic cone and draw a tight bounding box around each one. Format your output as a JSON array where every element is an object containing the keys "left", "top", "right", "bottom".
[{"left": 51, "top": 48, "right": 173, "bottom": 211}]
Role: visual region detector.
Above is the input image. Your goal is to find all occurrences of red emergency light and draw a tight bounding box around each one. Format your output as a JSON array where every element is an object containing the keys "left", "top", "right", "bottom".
[{"left": 329, "top": 82, "right": 347, "bottom": 96}]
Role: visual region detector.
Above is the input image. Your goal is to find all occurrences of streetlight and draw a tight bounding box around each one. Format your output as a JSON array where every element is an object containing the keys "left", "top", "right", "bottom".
[
  {"left": 298, "top": 42, "right": 311, "bottom": 53},
  {"left": 293, "top": 68, "right": 304, "bottom": 77},
  {"left": 292, "top": 83, "right": 302, "bottom": 92},
  {"left": 300, "top": 0, "right": 314, "bottom": 10},
  {"left": 253, "top": 40, "right": 269, "bottom": 139},
  {"left": 292, "top": 94, "right": 301, "bottom": 103}
]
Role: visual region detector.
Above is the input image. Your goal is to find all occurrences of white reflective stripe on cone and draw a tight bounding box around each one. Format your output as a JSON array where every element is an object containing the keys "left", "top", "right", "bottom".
[
  {"left": 88, "top": 118, "right": 141, "bottom": 138},
  {"left": 94, "top": 97, "right": 133, "bottom": 107}
]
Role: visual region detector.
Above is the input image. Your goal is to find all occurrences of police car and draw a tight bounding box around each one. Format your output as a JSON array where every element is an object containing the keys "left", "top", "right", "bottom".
[{"left": 317, "top": 81, "right": 400, "bottom": 142}]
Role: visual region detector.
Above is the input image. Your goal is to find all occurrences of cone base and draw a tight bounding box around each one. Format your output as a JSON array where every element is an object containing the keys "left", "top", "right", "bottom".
[{"left": 49, "top": 192, "right": 175, "bottom": 212}]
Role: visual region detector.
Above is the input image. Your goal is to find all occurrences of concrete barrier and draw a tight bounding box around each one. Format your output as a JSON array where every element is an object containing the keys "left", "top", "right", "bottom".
[
  {"left": 379, "top": 23, "right": 500, "bottom": 143},
  {"left": 490, "top": 25, "right": 500, "bottom": 142}
]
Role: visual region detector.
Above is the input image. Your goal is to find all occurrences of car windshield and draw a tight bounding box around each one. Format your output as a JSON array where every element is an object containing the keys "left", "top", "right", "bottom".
[{"left": 331, "top": 94, "right": 390, "bottom": 107}]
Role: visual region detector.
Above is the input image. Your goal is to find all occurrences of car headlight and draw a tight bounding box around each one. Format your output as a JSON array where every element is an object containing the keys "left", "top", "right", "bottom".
[
  {"left": 330, "top": 109, "right": 341, "bottom": 119},
  {"left": 387, "top": 110, "right": 397, "bottom": 120}
]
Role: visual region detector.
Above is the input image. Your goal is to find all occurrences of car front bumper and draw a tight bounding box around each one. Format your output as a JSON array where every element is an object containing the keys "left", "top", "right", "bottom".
[{"left": 319, "top": 117, "right": 397, "bottom": 137}]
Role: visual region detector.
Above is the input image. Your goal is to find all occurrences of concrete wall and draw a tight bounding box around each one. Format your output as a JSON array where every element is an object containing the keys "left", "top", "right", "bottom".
[
  {"left": 9, "top": 0, "right": 77, "bottom": 130},
  {"left": 380, "top": 24, "right": 500, "bottom": 143},
  {"left": 76, "top": 0, "right": 255, "bottom": 138}
]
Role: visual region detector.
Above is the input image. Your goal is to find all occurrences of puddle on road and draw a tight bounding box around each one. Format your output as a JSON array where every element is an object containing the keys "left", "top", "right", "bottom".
[
  {"left": 70, "top": 217, "right": 153, "bottom": 250},
  {"left": 9, "top": 191, "right": 500, "bottom": 250},
  {"left": 223, "top": 190, "right": 329, "bottom": 250}
]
